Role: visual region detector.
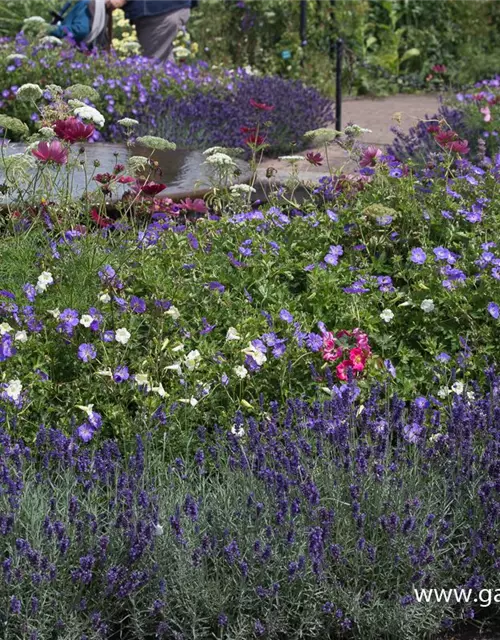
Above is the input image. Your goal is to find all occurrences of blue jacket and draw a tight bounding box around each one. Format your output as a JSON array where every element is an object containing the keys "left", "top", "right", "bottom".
[
  {"left": 124, "top": 1, "right": 192, "bottom": 23},
  {"left": 51, "top": 0, "right": 91, "bottom": 43}
]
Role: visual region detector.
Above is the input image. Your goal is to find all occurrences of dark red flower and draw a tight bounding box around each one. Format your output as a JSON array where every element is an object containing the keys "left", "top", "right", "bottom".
[
  {"left": 427, "top": 125, "right": 440, "bottom": 135},
  {"left": 94, "top": 173, "right": 113, "bottom": 185},
  {"left": 53, "top": 117, "right": 94, "bottom": 143},
  {"left": 240, "top": 125, "right": 257, "bottom": 134},
  {"left": 250, "top": 98, "right": 275, "bottom": 112},
  {"left": 138, "top": 181, "right": 166, "bottom": 196},
  {"left": 306, "top": 151, "right": 323, "bottom": 166},
  {"left": 113, "top": 163, "right": 125, "bottom": 174},
  {"left": 117, "top": 175, "right": 135, "bottom": 184},
  {"left": 434, "top": 130, "right": 457, "bottom": 146},
  {"left": 90, "top": 208, "right": 113, "bottom": 228},
  {"left": 244, "top": 133, "right": 265, "bottom": 146}
]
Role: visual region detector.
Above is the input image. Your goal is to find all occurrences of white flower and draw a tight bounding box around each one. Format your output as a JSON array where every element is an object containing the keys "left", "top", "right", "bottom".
[
  {"left": 421, "top": 299, "right": 435, "bottom": 313},
  {"left": 23, "top": 16, "right": 46, "bottom": 24},
  {"left": 233, "top": 365, "right": 248, "bottom": 379},
  {"left": 6, "top": 54, "right": 27, "bottom": 62},
  {"left": 226, "top": 327, "right": 241, "bottom": 341},
  {"left": 185, "top": 349, "right": 201, "bottom": 371},
  {"left": 99, "top": 292, "right": 111, "bottom": 303},
  {"left": 179, "top": 396, "right": 199, "bottom": 406},
  {"left": 97, "top": 368, "right": 113, "bottom": 377},
  {"left": 172, "top": 343, "right": 184, "bottom": 352},
  {"left": 14, "top": 330, "right": 28, "bottom": 343},
  {"left": 39, "top": 36, "right": 62, "bottom": 46},
  {"left": 204, "top": 152, "right": 236, "bottom": 167},
  {"left": 173, "top": 46, "right": 190, "bottom": 58},
  {"left": 380, "top": 308, "right": 394, "bottom": 323},
  {"left": 344, "top": 124, "right": 372, "bottom": 137},
  {"left": 47, "top": 308, "right": 60, "bottom": 319},
  {"left": 16, "top": 83, "right": 43, "bottom": 102},
  {"left": 76, "top": 403, "right": 94, "bottom": 418},
  {"left": 231, "top": 425, "right": 245, "bottom": 438},
  {"left": 5, "top": 379, "right": 22, "bottom": 401},
  {"left": 117, "top": 117, "right": 139, "bottom": 127},
  {"left": 135, "top": 373, "right": 151, "bottom": 390},
  {"left": 74, "top": 105, "right": 105, "bottom": 128},
  {"left": 115, "top": 328, "right": 131, "bottom": 345},
  {"left": 242, "top": 343, "right": 267, "bottom": 366},
  {"left": 437, "top": 386, "right": 450, "bottom": 398},
  {"left": 230, "top": 184, "right": 256, "bottom": 194},
  {"left": 36, "top": 271, "right": 53, "bottom": 293},
  {"left": 38, "top": 126, "right": 56, "bottom": 138},
  {"left": 0, "top": 322, "right": 13, "bottom": 335},
  {"left": 467, "top": 391, "right": 475, "bottom": 401},
  {"left": 166, "top": 306, "right": 180, "bottom": 320},
  {"left": 165, "top": 362, "right": 182, "bottom": 374},
  {"left": 152, "top": 382, "right": 167, "bottom": 398},
  {"left": 80, "top": 314, "right": 93, "bottom": 328},
  {"left": 153, "top": 523, "right": 164, "bottom": 536},
  {"left": 451, "top": 381, "right": 464, "bottom": 395}
]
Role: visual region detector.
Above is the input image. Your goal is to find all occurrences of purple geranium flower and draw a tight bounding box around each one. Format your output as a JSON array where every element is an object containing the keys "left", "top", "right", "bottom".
[
  {"left": 384, "top": 359, "right": 396, "bottom": 378},
  {"left": 78, "top": 343, "right": 97, "bottom": 363},
  {"left": 410, "top": 248, "right": 427, "bottom": 264},
  {"left": 279, "top": 309, "right": 293, "bottom": 323},
  {"left": 76, "top": 422, "right": 95, "bottom": 443},
  {"left": 487, "top": 302, "right": 499, "bottom": 319},
  {"left": 129, "top": 296, "right": 146, "bottom": 314},
  {"left": 113, "top": 365, "right": 129, "bottom": 383},
  {"left": 207, "top": 281, "right": 225, "bottom": 293}
]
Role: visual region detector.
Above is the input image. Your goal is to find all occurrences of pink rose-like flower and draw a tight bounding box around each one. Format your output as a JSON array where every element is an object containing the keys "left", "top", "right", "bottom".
[
  {"left": 481, "top": 106, "right": 491, "bottom": 122},
  {"left": 336, "top": 359, "right": 352, "bottom": 381},
  {"left": 359, "top": 146, "right": 382, "bottom": 168},
  {"left": 323, "top": 347, "right": 343, "bottom": 362},
  {"left": 32, "top": 140, "right": 68, "bottom": 164},
  {"left": 53, "top": 116, "right": 94, "bottom": 143},
  {"left": 348, "top": 347, "right": 366, "bottom": 372},
  {"left": 180, "top": 197, "right": 207, "bottom": 214},
  {"left": 322, "top": 331, "right": 336, "bottom": 351}
]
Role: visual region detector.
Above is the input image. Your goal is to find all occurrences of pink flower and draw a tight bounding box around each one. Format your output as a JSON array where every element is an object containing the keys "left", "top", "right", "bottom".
[
  {"left": 322, "top": 331, "right": 336, "bottom": 351},
  {"left": 336, "top": 359, "right": 352, "bottom": 381},
  {"left": 481, "top": 106, "right": 491, "bottom": 122},
  {"left": 180, "top": 198, "right": 207, "bottom": 214},
  {"left": 447, "top": 139, "right": 469, "bottom": 155},
  {"left": 359, "top": 146, "right": 382, "bottom": 168},
  {"left": 53, "top": 117, "right": 94, "bottom": 143},
  {"left": 249, "top": 98, "right": 275, "bottom": 112},
  {"left": 348, "top": 347, "right": 366, "bottom": 372},
  {"left": 323, "top": 347, "right": 343, "bottom": 362},
  {"left": 32, "top": 140, "right": 68, "bottom": 164}
]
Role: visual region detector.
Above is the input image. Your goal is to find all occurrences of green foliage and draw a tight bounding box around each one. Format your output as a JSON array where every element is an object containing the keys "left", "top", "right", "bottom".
[{"left": 0, "top": 0, "right": 59, "bottom": 37}]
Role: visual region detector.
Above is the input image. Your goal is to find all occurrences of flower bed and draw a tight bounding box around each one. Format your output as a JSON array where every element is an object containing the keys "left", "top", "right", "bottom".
[
  {"left": 0, "top": 34, "right": 332, "bottom": 154},
  {"left": 2, "top": 82, "right": 500, "bottom": 639}
]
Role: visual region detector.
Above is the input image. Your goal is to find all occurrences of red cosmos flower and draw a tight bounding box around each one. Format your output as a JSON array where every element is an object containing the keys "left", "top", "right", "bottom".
[
  {"left": 180, "top": 197, "right": 207, "bottom": 214},
  {"left": 359, "top": 145, "right": 382, "bottom": 168},
  {"left": 244, "top": 133, "right": 265, "bottom": 146},
  {"left": 53, "top": 117, "right": 94, "bottom": 144},
  {"left": 137, "top": 181, "right": 166, "bottom": 196},
  {"left": 427, "top": 124, "right": 440, "bottom": 135},
  {"left": 306, "top": 151, "right": 323, "bottom": 166},
  {"left": 447, "top": 139, "right": 469, "bottom": 154},
  {"left": 240, "top": 125, "right": 257, "bottom": 134},
  {"left": 117, "top": 175, "right": 135, "bottom": 184},
  {"left": 113, "top": 163, "right": 125, "bottom": 174},
  {"left": 90, "top": 208, "right": 113, "bottom": 228},
  {"left": 32, "top": 140, "right": 68, "bottom": 165},
  {"left": 94, "top": 173, "right": 113, "bottom": 184},
  {"left": 434, "top": 129, "right": 457, "bottom": 146},
  {"left": 249, "top": 98, "right": 275, "bottom": 111}
]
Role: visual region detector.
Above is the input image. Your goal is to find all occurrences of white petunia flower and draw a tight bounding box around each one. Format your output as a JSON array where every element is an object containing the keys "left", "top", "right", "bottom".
[
  {"left": 172, "top": 343, "right": 184, "bottom": 352},
  {"left": 451, "top": 381, "right": 464, "bottom": 395},
  {"left": 99, "top": 292, "right": 111, "bottom": 303},
  {"left": 153, "top": 523, "right": 164, "bottom": 536},
  {"left": 233, "top": 365, "right": 248, "bottom": 379},
  {"left": 5, "top": 379, "right": 22, "bottom": 401},
  {"left": 115, "top": 328, "right": 131, "bottom": 345},
  {"left": 14, "top": 330, "right": 28, "bottom": 343},
  {"left": 226, "top": 327, "right": 241, "bottom": 341},
  {"left": 0, "top": 322, "right": 13, "bottom": 335},
  {"left": 231, "top": 425, "right": 245, "bottom": 438},
  {"left": 76, "top": 403, "right": 94, "bottom": 417},
  {"left": 437, "top": 386, "right": 450, "bottom": 398},
  {"left": 242, "top": 343, "right": 267, "bottom": 366},
  {"left": 185, "top": 349, "right": 201, "bottom": 371},
  {"left": 166, "top": 306, "right": 180, "bottom": 320},
  {"left": 179, "top": 396, "right": 199, "bottom": 407},
  {"left": 152, "top": 382, "right": 167, "bottom": 398},
  {"left": 380, "top": 308, "right": 394, "bottom": 323},
  {"left": 80, "top": 314, "right": 93, "bottom": 328},
  {"left": 36, "top": 271, "right": 54, "bottom": 293},
  {"left": 97, "top": 368, "right": 113, "bottom": 377},
  {"left": 165, "top": 362, "right": 182, "bottom": 374},
  {"left": 135, "top": 373, "right": 151, "bottom": 390},
  {"left": 420, "top": 299, "right": 435, "bottom": 313},
  {"left": 47, "top": 308, "right": 60, "bottom": 319}
]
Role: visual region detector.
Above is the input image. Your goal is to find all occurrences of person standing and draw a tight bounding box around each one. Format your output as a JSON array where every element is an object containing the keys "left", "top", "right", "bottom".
[{"left": 108, "top": 0, "right": 192, "bottom": 62}]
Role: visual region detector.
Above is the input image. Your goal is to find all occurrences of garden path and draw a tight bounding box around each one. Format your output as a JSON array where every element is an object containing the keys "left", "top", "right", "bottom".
[{"left": 258, "top": 93, "right": 441, "bottom": 184}]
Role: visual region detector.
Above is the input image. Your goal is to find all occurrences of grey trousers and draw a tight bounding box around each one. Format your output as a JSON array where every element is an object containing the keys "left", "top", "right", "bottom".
[{"left": 135, "top": 8, "right": 190, "bottom": 63}]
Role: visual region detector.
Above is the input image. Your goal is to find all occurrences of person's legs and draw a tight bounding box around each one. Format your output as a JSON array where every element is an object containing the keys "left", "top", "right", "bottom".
[{"left": 135, "top": 8, "right": 190, "bottom": 62}]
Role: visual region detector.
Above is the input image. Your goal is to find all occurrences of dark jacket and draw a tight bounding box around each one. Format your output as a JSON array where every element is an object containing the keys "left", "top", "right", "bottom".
[
  {"left": 124, "top": 0, "right": 192, "bottom": 23},
  {"left": 51, "top": 0, "right": 91, "bottom": 42}
]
